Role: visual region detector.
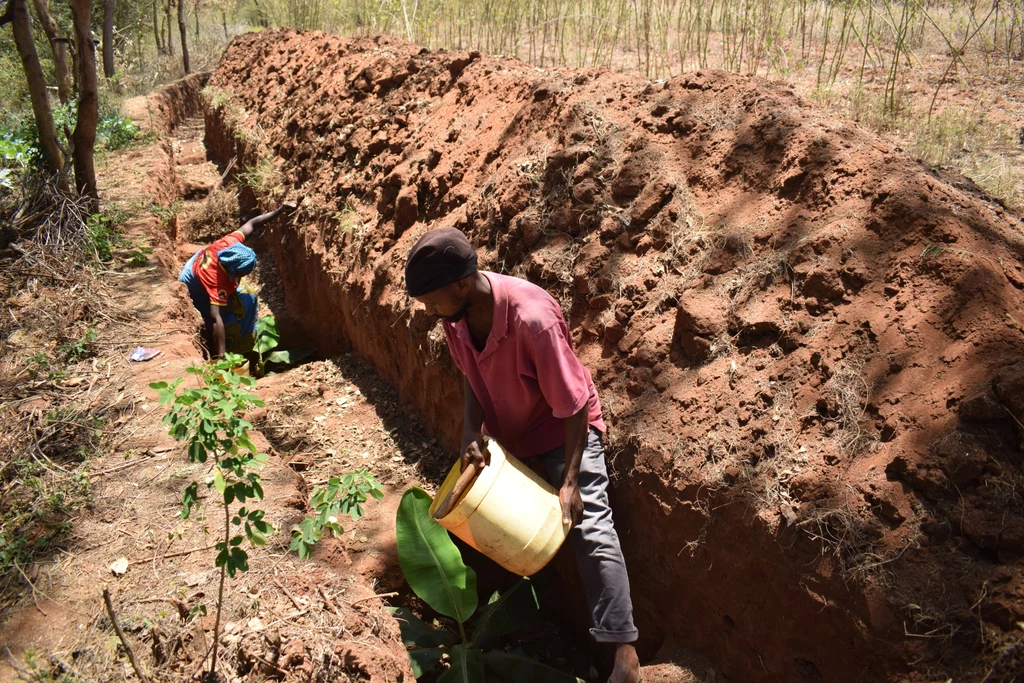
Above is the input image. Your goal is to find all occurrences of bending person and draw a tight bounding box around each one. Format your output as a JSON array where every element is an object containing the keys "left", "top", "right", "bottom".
[{"left": 178, "top": 200, "right": 296, "bottom": 358}]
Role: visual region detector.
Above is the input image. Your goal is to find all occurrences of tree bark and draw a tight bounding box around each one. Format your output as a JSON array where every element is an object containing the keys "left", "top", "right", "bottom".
[
  {"left": 152, "top": 0, "right": 162, "bottom": 52},
  {"left": 30, "top": 0, "right": 71, "bottom": 103},
  {"left": 7, "top": 0, "right": 63, "bottom": 175},
  {"left": 102, "top": 0, "right": 114, "bottom": 77},
  {"left": 69, "top": 0, "right": 99, "bottom": 210},
  {"left": 165, "top": 1, "right": 174, "bottom": 56},
  {"left": 177, "top": 0, "right": 189, "bottom": 74}
]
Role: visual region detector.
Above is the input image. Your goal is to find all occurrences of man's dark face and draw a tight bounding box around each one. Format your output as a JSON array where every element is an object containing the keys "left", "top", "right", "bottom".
[{"left": 414, "top": 280, "right": 471, "bottom": 322}]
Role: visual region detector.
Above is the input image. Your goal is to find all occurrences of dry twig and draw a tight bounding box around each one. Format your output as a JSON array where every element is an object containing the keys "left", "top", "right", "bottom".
[{"left": 102, "top": 587, "right": 150, "bottom": 683}]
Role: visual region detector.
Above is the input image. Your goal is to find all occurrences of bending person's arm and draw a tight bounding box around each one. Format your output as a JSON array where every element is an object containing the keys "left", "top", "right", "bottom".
[
  {"left": 209, "top": 304, "right": 226, "bottom": 359},
  {"left": 238, "top": 200, "right": 298, "bottom": 239}
]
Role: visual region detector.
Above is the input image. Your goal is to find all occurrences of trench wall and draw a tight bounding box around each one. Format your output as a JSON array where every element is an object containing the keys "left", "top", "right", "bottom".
[{"left": 203, "top": 29, "right": 1024, "bottom": 683}]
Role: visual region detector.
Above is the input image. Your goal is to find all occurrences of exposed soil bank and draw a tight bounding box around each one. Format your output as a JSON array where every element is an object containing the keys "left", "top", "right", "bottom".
[
  {"left": 204, "top": 30, "right": 1024, "bottom": 682},
  {"left": 123, "top": 71, "right": 211, "bottom": 135}
]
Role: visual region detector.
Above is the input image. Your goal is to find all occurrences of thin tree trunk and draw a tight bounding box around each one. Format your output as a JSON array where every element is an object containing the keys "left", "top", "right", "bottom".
[
  {"left": 5, "top": 0, "right": 63, "bottom": 176},
  {"left": 220, "top": 9, "right": 226, "bottom": 39},
  {"left": 102, "top": 0, "right": 114, "bottom": 77},
  {"left": 152, "top": 0, "right": 162, "bottom": 52},
  {"left": 165, "top": 0, "right": 174, "bottom": 55},
  {"left": 69, "top": 0, "right": 99, "bottom": 210},
  {"left": 177, "top": 0, "right": 189, "bottom": 74},
  {"left": 30, "top": 0, "right": 71, "bottom": 103},
  {"left": 193, "top": 0, "right": 199, "bottom": 37}
]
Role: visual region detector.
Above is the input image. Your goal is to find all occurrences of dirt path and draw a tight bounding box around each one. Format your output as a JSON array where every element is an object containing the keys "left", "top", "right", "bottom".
[{"left": 0, "top": 115, "right": 421, "bottom": 682}]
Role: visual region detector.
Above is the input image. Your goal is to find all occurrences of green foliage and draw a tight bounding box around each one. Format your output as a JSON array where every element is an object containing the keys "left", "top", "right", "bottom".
[
  {"left": 290, "top": 469, "right": 384, "bottom": 559},
  {"left": 253, "top": 315, "right": 315, "bottom": 377},
  {"left": 151, "top": 355, "right": 273, "bottom": 565},
  {"left": 85, "top": 211, "right": 129, "bottom": 262},
  {"left": 59, "top": 327, "right": 98, "bottom": 363},
  {"left": 0, "top": 457, "right": 90, "bottom": 597},
  {"left": 397, "top": 488, "right": 478, "bottom": 626},
  {"left": 394, "top": 487, "right": 580, "bottom": 681},
  {"left": 0, "top": 102, "right": 137, "bottom": 189},
  {"left": 238, "top": 157, "right": 282, "bottom": 195},
  {"left": 126, "top": 245, "right": 154, "bottom": 267},
  {"left": 203, "top": 86, "right": 232, "bottom": 110},
  {"left": 19, "top": 649, "right": 79, "bottom": 682},
  {"left": 97, "top": 114, "right": 139, "bottom": 150},
  {"left": 148, "top": 200, "right": 184, "bottom": 225},
  {"left": 0, "top": 124, "right": 35, "bottom": 170}
]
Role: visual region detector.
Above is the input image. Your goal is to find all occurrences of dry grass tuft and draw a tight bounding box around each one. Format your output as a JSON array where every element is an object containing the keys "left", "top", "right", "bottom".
[
  {"left": 180, "top": 188, "right": 240, "bottom": 243},
  {"left": 821, "top": 359, "right": 876, "bottom": 455}
]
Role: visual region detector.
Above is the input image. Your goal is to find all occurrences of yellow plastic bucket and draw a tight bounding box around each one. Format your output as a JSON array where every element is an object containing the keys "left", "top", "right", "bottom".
[{"left": 429, "top": 439, "right": 568, "bottom": 577}]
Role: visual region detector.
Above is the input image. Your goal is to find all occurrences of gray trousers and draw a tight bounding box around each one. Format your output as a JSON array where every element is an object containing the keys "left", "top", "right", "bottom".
[{"left": 535, "top": 427, "right": 639, "bottom": 644}]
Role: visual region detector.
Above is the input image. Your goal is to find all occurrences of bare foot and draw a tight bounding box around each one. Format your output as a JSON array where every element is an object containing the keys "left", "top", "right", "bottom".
[{"left": 609, "top": 643, "right": 640, "bottom": 683}]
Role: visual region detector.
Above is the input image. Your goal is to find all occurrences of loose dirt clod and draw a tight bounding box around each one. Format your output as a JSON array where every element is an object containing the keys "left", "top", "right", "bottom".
[{"left": 203, "top": 29, "right": 1024, "bottom": 682}]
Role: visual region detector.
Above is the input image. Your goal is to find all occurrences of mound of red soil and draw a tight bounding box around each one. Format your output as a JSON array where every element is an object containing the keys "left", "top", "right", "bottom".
[{"left": 206, "top": 29, "right": 1024, "bottom": 682}]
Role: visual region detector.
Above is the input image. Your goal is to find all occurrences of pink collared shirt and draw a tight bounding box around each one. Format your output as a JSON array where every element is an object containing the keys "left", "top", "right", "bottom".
[{"left": 443, "top": 271, "right": 605, "bottom": 458}]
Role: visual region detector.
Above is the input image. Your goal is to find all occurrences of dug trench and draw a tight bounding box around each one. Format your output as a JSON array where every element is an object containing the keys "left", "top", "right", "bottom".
[
  {"left": 198, "top": 30, "right": 1024, "bottom": 682},
  {"left": 114, "top": 74, "right": 608, "bottom": 682}
]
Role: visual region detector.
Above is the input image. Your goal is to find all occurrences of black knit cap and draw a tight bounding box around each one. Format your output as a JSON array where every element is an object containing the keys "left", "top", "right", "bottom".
[{"left": 405, "top": 228, "right": 478, "bottom": 297}]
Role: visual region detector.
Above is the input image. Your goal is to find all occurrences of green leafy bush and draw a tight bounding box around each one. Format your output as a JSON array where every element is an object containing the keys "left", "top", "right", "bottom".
[{"left": 97, "top": 114, "right": 138, "bottom": 150}]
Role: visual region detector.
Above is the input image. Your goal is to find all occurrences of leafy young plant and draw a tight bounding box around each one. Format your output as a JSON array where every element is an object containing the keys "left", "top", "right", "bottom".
[
  {"left": 394, "top": 488, "right": 580, "bottom": 682},
  {"left": 59, "top": 327, "right": 98, "bottom": 363},
  {"left": 150, "top": 355, "right": 275, "bottom": 678},
  {"left": 253, "top": 315, "right": 315, "bottom": 377},
  {"left": 290, "top": 469, "right": 384, "bottom": 559}
]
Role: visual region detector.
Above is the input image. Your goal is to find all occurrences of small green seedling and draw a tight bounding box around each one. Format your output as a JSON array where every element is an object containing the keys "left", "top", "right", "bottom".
[
  {"left": 291, "top": 469, "right": 384, "bottom": 559},
  {"left": 151, "top": 355, "right": 274, "bottom": 678}
]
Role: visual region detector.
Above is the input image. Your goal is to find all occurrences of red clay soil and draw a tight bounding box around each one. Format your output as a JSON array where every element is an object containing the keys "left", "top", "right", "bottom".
[
  {"left": 205, "top": 30, "right": 1024, "bottom": 682},
  {"left": 123, "top": 71, "right": 210, "bottom": 135}
]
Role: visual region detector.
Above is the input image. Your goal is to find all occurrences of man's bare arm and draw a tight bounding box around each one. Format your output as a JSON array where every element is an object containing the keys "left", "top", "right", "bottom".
[
  {"left": 460, "top": 378, "right": 489, "bottom": 471},
  {"left": 560, "top": 405, "right": 589, "bottom": 528}
]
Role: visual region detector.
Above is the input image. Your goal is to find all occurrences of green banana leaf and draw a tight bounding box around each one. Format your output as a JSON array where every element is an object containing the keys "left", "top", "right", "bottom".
[
  {"left": 438, "top": 644, "right": 485, "bottom": 683},
  {"left": 471, "top": 578, "right": 541, "bottom": 649},
  {"left": 266, "top": 347, "right": 316, "bottom": 365},
  {"left": 255, "top": 316, "right": 280, "bottom": 355},
  {"left": 390, "top": 606, "right": 459, "bottom": 649},
  {"left": 409, "top": 648, "right": 445, "bottom": 678},
  {"left": 484, "top": 650, "right": 584, "bottom": 682},
  {"left": 396, "top": 488, "right": 478, "bottom": 623}
]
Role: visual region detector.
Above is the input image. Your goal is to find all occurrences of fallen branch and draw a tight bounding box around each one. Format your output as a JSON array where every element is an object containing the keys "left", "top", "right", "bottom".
[
  {"left": 13, "top": 558, "right": 48, "bottom": 616},
  {"left": 87, "top": 459, "right": 145, "bottom": 477},
  {"left": 317, "top": 584, "right": 342, "bottom": 617},
  {"left": 272, "top": 577, "right": 304, "bottom": 611},
  {"left": 130, "top": 542, "right": 216, "bottom": 565},
  {"left": 348, "top": 591, "right": 398, "bottom": 607},
  {"left": 103, "top": 587, "right": 150, "bottom": 683}
]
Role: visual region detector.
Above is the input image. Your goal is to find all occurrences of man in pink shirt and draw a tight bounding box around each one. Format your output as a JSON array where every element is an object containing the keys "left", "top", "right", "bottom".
[{"left": 406, "top": 228, "right": 640, "bottom": 683}]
